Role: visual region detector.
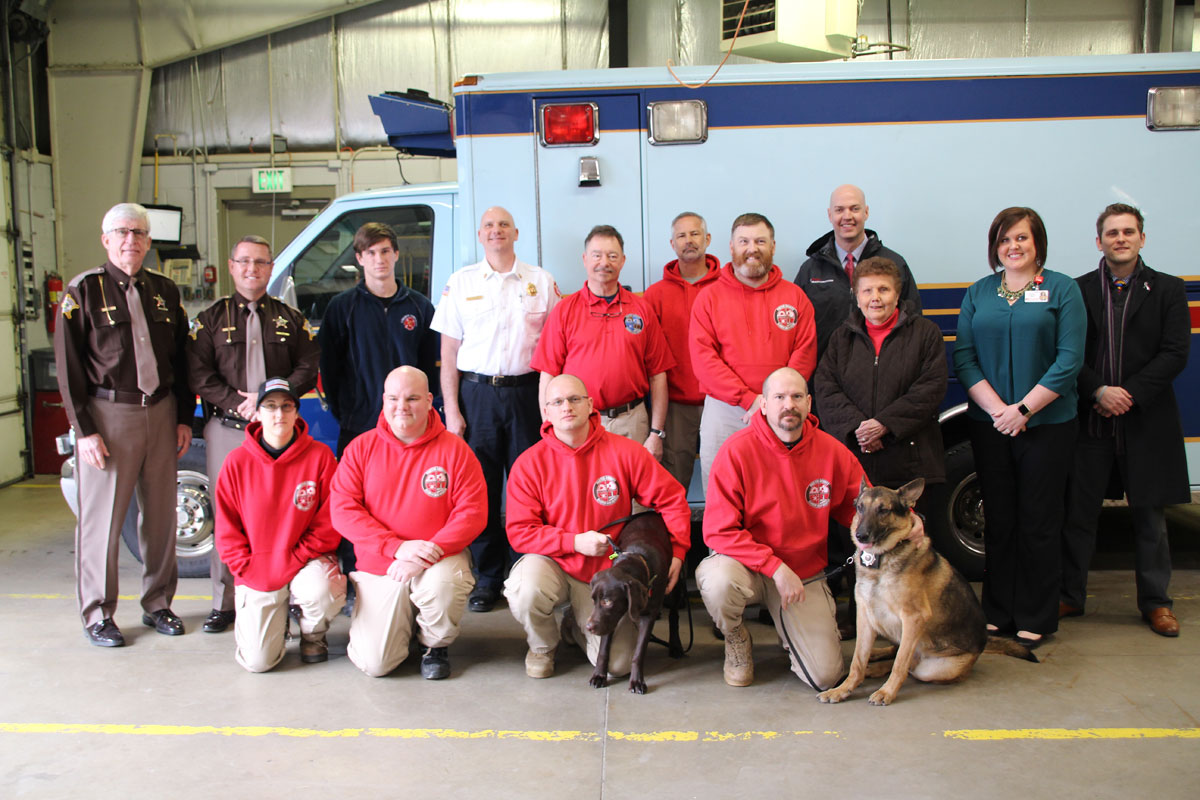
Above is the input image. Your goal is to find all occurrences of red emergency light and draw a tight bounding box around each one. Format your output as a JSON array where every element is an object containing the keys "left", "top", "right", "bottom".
[{"left": 540, "top": 103, "right": 599, "bottom": 146}]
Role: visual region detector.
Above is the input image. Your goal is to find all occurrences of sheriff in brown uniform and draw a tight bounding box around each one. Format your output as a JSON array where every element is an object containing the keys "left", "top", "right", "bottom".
[
  {"left": 54, "top": 202, "right": 195, "bottom": 647},
  {"left": 187, "top": 234, "right": 320, "bottom": 632}
]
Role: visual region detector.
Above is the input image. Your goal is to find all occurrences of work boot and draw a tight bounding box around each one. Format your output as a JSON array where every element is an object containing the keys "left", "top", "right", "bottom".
[
  {"left": 723, "top": 624, "right": 753, "bottom": 686},
  {"left": 525, "top": 649, "right": 555, "bottom": 679},
  {"left": 299, "top": 634, "right": 329, "bottom": 663},
  {"left": 420, "top": 646, "right": 451, "bottom": 680}
]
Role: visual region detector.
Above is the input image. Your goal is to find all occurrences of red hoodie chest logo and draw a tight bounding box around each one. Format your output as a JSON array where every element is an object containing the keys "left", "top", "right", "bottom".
[
  {"left": 421, "top": 466, "right": 449, "bottom": 498},
  {"left": 773, "top": 304, "right": 798, "bottom": 331},
  {"left": 293, "top": 481, "right": 317, "bottom": 511},
  {"left": 805, "top": 478, "right": 831, "bottom": 508},
  {"left": 592, "top": 474, "right": 620, "bottom": 506}
]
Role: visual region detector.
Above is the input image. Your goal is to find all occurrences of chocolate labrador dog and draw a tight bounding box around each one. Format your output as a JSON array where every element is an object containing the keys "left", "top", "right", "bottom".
[{"left": 585, "top": 511, "right": 672, "bottom": 694}]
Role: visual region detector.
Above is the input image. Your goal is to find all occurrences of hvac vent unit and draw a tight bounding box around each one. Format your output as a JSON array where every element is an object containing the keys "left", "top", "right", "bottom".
[{"left": 721, "top": 0, "right": 856, "bottom": 62}]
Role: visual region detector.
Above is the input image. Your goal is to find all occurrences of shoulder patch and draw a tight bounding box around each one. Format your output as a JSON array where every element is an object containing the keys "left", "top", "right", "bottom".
[
  {"left": 60, "top": 293, "right": 79, "bottom": 320},
  {"left": 188, "top": 318, "right": 204, "bottom": 340}
]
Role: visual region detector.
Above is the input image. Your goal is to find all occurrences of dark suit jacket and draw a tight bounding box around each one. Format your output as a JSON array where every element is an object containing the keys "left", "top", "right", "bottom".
[{"left": 1075, "top": 261, "right": 1190, "bottom": 506}]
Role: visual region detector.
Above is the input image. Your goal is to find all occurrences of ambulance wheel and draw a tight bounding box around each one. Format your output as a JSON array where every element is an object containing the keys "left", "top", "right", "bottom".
[
  {"left": 926, "top": 441, "right": 986, "bottom": 581},
  {"left": 120, "top": 440, "right": 214, "bottom": 579}
]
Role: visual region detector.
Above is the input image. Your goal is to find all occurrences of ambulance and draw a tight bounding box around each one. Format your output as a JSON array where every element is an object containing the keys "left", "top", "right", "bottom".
[{"left": 72, "top": 53, "right": 1200, "bottom": 579}]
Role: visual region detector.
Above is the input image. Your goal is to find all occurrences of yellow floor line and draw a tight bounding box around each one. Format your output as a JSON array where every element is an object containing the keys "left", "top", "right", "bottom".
[
  {"left": 1, "top": 722, "right": 1195, "bottom": 742},
  {"left": 945, "top": 728, "right": 1200, "bottom": 740}
]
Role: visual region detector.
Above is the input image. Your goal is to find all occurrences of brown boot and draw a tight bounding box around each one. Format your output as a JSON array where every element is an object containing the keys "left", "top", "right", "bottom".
[
  {"left": 722, "top": 625, "right": 753, "bottom": 686},
  {"left": 299, "top": 634, "right": 328, "bottom": 663}
]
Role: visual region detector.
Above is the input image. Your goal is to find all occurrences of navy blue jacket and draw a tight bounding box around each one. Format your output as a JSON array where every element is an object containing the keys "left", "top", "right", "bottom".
[{"left": 318, "top": 282, "right": 439, "bottom": 437}]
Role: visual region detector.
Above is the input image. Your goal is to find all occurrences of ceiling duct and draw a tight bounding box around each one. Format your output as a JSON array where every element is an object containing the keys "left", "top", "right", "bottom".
[{"left": 720, "top": 0, "right": 857, "bottom": 62}]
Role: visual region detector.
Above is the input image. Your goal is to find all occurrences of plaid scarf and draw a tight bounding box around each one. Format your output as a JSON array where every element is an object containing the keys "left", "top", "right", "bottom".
[{"left": 1088, "top": 257, "right": 1142, "bottom": 452}]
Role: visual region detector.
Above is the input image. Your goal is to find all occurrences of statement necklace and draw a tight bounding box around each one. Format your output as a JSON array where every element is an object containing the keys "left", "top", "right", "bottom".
[{"left": 996, "top": 269, "right": 1043, "bottom": 301}]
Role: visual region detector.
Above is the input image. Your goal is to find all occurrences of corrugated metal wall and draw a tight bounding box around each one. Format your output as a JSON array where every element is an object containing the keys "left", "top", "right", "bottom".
[{"left": 144, "top": 0, "right": 608, "bottom": 154}]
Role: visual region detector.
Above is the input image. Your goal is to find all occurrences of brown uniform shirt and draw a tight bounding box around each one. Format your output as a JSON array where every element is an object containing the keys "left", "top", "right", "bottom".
[
  {"left": 53, "top": 261, "right": 194, "bottom": 437},
  {"left": 187, "top": 292, "right": 320, "bottom": 418}
]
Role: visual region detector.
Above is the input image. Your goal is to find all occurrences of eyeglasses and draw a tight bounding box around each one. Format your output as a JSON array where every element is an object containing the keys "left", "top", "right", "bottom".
[
  {"left": 546, "top": 395, "right": 588, "bottom": 408},
  {"left": 260, "top": 402, "right": 297, "bottom": 414},
  {"left": 232, "top": 258, "right": 273, "bottom": 268},
  {"left": 108, "top": 227, "right": 150, "bottom": 240}
]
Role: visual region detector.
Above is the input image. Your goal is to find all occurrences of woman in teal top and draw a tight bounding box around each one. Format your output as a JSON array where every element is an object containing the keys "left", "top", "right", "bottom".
[{"left": 954, "top": 207, "right": 1085, "bottom": 646}]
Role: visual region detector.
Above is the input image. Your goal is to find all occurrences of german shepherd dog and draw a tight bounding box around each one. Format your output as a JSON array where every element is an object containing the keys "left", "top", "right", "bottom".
[
  {"left": 817, "top": 478, "right": 1036, "bottom": 706},
  {"left": 585, "top": 512, "right": 672, "bottom": 694}
]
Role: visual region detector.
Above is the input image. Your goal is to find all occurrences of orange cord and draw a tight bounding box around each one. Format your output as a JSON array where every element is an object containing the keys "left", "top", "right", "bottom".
[{"left": 666, "top": 0, "right": 751, "bottom": 89}]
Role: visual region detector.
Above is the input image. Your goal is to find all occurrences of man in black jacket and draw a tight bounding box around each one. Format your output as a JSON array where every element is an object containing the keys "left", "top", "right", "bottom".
[
  {"left": 1061, "top": 204, "right": 1190, "bottom": 637},
  {"left": 793, "top": 184, "right": 922, "bottom": 361}
]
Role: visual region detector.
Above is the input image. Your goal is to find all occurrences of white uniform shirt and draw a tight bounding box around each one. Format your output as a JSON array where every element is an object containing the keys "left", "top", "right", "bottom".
[{"left": 431, "top": 257, "right": 560, "bottom": 376}]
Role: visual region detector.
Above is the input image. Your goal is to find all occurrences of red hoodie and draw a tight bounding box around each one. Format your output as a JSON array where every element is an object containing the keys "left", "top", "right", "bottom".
[
  {"left": 644, "top": 254, "right": 721, "bottom": 405},
  {"left": 704, "top": 412, "right": 865, "bottom": 580},
  {"left": 215, "top": 418, "right": 341, "bottom": 593},
  {"left": 506, "top": 413, "right": 690, "bottom": 583},
  {"left": 330, "top": 408, "right": 487, "bottom": 576},
  {"left": 689, "top": 264, "right": 817, "bottom": 409}
]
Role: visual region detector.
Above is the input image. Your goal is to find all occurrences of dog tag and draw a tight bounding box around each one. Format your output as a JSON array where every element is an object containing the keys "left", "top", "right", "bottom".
[{"left": 860, "top": 551, "right": 877, "bottom": 568}]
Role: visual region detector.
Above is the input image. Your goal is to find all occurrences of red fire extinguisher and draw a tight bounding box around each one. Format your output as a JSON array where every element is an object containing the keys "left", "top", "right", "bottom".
[
  {"left": 45, "top": 272, "right": 63, "bottom": 334},
  {"left": 203, "top": 265, "right": 217, "bottom": 284}
]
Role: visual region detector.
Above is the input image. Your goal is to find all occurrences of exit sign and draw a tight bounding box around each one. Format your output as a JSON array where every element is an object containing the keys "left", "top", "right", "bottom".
[{"left": 251, "top": 168, "right": 293, "bottom": 194}]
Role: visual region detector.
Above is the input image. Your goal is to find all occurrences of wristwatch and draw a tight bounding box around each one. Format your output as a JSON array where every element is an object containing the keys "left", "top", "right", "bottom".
[
  {"left": 1017, "top": 403, "right": 1032, "bottom": 417},
  {"left": 649, "top": 428, "right": 666, "bottom": 439}
]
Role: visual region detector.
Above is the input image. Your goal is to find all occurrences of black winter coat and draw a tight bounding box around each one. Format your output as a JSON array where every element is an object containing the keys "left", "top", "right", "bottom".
[
  {"left": 794, "top": 229, "right": 922, "bottom": 360},
  {"left": 814, "top": 302, "right": 947, "bottom": 487},
  {"left": 1075, "top": 262, "right": 1190, "bottom": 506}
]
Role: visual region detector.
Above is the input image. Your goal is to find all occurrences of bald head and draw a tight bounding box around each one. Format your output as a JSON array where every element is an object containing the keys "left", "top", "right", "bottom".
[
  {"left": 543, "top": 374, "right": 593, "bottom": 445},
  {"left": 828, "top": 184, "right": 869, "bottom": 251},
  {"left": 478, "top": 205, "right": 519, "bottom": 269},
  {"left": 762, "top": 368, "right": 811, "bottom": 443},
  {"left": 382, "top": 366, "right": 433, "bottom": 443}
]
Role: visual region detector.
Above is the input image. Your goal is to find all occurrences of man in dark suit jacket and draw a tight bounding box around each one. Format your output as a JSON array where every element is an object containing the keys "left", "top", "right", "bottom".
[{"left": 1061, "top": 203, "right": 1190, "bottom": 637}]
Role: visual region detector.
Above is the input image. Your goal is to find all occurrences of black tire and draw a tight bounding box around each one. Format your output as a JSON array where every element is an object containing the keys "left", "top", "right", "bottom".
[
  {"left": 925, "top": 441, "right": 986, "bottom": 580},
  {"left": 120, "top": 439, "right": 213, "bottom": 579}
]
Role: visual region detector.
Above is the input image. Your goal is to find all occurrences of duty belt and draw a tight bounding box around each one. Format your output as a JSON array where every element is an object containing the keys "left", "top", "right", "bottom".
[
  {"left": 461, "top": 371, "right": 538, "bottom": 388},
  {"left": 216, "top": 414, "right": 250, "bottom": 430},
  {"left": 599, "top": 397, "right": 643, "bottom": 419},
  {"left": 90, "top": 387, "right": 170, "bottom": 407}
]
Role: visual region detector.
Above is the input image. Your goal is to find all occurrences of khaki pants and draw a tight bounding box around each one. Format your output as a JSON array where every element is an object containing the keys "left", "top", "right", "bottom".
[
  {"left": 233, "top": 555, "right": 346, "bottom": 673},
  {"left": 75, "top": 396, "right": 178, "bottom": 627},
  {"left": 599, "top": 402, "right": 648, "bottom": 445},
  {"left": 696, "top": 553, "right": 843, "bottom": 691},
  {"left": 347, "top": 552, "right": 474, "bottom": 678},
  {"left": 204, "top": 417, "right": 244, "bottom": 612},
  {"left": 698, "top": 396, "right": 751, "bottom": 491},
  {"left": 504, "top": 554, "right": 638, "bottom": 677},
  {"left": 661, "top": 401, "right": 701, "bottom": 490}
]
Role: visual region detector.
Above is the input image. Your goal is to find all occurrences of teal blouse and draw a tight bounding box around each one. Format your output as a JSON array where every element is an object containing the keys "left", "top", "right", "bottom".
[{"left": 953, "top": 269, "right": 1086, "bottom": 427}]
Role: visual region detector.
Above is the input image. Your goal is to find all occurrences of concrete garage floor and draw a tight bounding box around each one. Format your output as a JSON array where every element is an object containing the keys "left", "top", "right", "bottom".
[{"left": 1, "top": 476, "right": 1197, "bottom": 799}]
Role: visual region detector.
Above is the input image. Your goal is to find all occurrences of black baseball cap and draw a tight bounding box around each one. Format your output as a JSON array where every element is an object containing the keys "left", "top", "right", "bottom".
[{"left": 256, "top": 377, "right": 300, "bottom": 407}]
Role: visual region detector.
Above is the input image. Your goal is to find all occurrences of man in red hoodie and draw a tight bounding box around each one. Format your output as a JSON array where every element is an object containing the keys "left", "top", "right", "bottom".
[
  {"left": 644, "top": 212, "right": 721, "bottom": 493},
  {"left": 689, "top": 213, "right": 817, "bottom": 489},
  {"left": 331, "top": 366, "right": 487, "bottom": 680},
  {"left": 504, "top": 374, "right": 690, "bottom": 680},
  {"left": 696, "top": 367, "right": 865, "bottom": 691},
  {"left": 214, "top": 378, "right": 345, "bottom": 672}
]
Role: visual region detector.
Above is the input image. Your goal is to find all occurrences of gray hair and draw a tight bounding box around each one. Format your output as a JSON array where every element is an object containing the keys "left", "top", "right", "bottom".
[
  {"left": 230, "top": 234, "right": 273, "bottom": 260},
  {"left": 101, "top": 203, "right": 149, "bottom": 233}
]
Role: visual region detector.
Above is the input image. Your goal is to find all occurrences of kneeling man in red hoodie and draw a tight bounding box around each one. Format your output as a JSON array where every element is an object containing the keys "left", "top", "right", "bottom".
[
  {"left": 215, "top": 378, "right": 346, "bottom": 672},
  {"left": 504, "top": 374, "right": 690, "bottom": 680},
  {"left": 332, "top": 366, "right": 487, "bottom": 679},
  {"left": 697, "top": 367, "right": 872, "bottom": 691}
]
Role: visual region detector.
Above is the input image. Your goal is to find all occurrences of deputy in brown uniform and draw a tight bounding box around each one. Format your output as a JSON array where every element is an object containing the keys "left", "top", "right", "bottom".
[
  {"left": 54, "top": 202, "right": 195, "bottom": 647},
  {"left": 187, "top": 235, "right": 320, "bottom": 632}
]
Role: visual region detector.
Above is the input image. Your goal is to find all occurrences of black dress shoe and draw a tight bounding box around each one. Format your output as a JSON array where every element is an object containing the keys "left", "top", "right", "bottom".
[
  {"left": 142, "top": 608, "right": 185, "bottom": 636},
  {"left": 202, "top": 609, "right": 236, "bottom": 633},
  {"left": 468, "top": 585, "right": 500, "bottom": 613},
  {"left": 85, "top": 619, "right": 125, "bottom": 647},
  {"left": 420, "top": 646, "right": 450, "bottom": 680}
]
